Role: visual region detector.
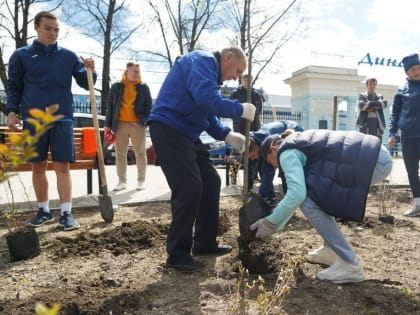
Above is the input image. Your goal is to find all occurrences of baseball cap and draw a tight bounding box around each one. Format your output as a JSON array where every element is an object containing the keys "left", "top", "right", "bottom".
[{"left": 260, "top": 134, "right": 282, "bottom": 161}]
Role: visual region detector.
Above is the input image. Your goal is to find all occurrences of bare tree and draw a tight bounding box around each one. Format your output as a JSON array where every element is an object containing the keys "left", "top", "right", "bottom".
[
  {"left": 147, "top": 0, "right": 225, "bottom": 67},
  {"left": 62, "top": 0, "right": 142, "bottom": 115},
  {"left": 0, "top": 0, "right": 62, "bottom": 113},
  {"left": 224, "top": 0, "right": 304, "bottom": 86}
]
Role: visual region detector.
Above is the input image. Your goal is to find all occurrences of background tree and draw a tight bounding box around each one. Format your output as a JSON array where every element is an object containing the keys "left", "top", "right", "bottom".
[
  {"left": 62, "top": 0, "right": 142, "bottom": 115},
  {"left": 224, "top": 0, "right": 304, "bottom": 86},
  {"left": 0, "top": 0, "right": 62, "bottom": 114},
  {"left": 147, "top": 0, "right": 225, "bottom": 68}
]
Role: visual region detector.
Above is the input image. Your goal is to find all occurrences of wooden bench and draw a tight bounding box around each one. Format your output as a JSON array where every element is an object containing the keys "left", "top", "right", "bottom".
[{"left": 0, "top": 127, "right": 98, "bottom": 194}]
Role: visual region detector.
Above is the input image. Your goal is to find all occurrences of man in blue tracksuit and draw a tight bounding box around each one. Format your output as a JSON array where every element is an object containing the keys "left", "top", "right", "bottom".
[
  {"left": 248, "top": 120, "right": 304, "bottom": 205},
  {"left": 6, "top": 11, "right": 97, "bottom": 231},
  {"left": 388, "top": 53, "right": 420, "bottom": 217},
  {"left": 148, "top": 47, "right": 256, "bottom": 272}
]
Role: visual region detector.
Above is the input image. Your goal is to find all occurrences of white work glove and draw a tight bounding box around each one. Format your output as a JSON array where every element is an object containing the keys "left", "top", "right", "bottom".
[
  {"left": 250, "top": 218, "right": 276, "bottom": 240},
  {"left": 241, "top": 102, "right": 256, "bottom": 121},
  {"left": 225, "top": 131, "right": 246, "bottom": 153}
]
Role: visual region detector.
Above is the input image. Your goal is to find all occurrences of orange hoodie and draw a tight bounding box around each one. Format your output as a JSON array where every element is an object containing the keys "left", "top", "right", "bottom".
[{"left": 118, "top": 71, "right": 142, "bottom": 122}]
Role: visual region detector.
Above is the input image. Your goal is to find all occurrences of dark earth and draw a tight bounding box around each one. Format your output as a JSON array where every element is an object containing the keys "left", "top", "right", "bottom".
[{"left": 0, "top": 187, "right": 419, "bottom": 314}]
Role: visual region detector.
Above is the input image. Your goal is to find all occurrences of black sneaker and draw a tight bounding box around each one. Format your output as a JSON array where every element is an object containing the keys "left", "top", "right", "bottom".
[
  {"left": 27, "top": 208, "right": 54, "bottom": 227},
  {"left": 192, "top": 244, "right": 233, "bottom": 256},
  {"left": 166, "top": 258, "right": 205, "bottom": 273},
  {"left": 59, "top": 212, "right": 80, "bottom": 231}
]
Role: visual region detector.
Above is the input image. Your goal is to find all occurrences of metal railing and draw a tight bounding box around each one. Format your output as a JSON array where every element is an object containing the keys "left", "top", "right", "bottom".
[{"left": 260, "top": 106, "right": 302, "bottom": 125}]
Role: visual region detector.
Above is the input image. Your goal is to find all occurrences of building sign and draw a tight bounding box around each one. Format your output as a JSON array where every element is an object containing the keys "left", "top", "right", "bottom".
[{"left": 358, "top": 53, "right": 403, "bottom": 68}]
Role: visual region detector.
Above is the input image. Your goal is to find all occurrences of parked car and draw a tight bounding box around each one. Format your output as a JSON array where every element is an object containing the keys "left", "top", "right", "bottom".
[
  {"left": 146, "top": 129, "right": 158, "bottom": 165},
  {"left": 72, "top": 113, "right": 140, "bottom": 165},
  {"left": 73, "top": 112, "right": 105, "bottom": 128},
  {"left": 200, "top": 132, "right": 240, "bottom": 165},
  {"left": 144, "top": 130, "right": 239, "bottom": 167}
]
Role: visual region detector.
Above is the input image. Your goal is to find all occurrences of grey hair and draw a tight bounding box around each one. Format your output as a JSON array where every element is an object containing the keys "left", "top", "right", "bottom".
[{"left": 221, "top": 46, "right": 246, "bottom": 60}]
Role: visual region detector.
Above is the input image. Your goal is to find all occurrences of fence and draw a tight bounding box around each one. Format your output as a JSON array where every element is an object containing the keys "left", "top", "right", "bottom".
[
  {"left": 260, "top": 106, "right": 302, "bottom": 125},
  {"left": 73, "top": 97, "right": 102, "bottom": 114}
]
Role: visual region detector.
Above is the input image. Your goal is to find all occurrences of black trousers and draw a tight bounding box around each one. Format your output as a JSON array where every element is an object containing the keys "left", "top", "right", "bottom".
[
  {"left": 401, "top": 136, "right": 420, "bottom": 197},
  {"left": 150, "top": 122, "right": 221, "bottom": 262}
]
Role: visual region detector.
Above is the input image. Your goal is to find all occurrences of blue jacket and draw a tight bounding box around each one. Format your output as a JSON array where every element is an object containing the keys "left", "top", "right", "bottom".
[
  {"left": 251, "top": 120, "right": 304, "bottom": 145},
  {"left": 147, "top": 50, "right": 244, "bottom": 142},
  {"left": 105, "top": 81, "right": 152, "bottom": 132},
  {"left": 6, "top": 39, "right": 97, "bottom": 120},
  {"left": 390, "top": 78, "right": 420, "bottom": 138},
  {"left": 250, "top": 120, "right": 304, "bottom": 199},
  {"left": 277, "top": 130, "right": 381, "bottom": 222}
]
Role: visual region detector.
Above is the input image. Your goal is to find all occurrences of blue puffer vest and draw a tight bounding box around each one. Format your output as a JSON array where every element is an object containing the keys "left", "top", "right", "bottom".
[{"left": 277, "top": 130, "right": 381, "bottom": 222}]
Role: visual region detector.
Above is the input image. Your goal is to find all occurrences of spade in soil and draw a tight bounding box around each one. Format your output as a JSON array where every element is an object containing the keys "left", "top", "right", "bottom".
[{"left": 237, "top": 192, "right": 275, "bottom": 274}]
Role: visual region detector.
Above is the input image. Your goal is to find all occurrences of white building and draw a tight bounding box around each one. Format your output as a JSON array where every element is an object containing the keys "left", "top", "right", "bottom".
[{"left": 284, "top": 65, "right": 398, "bottom": 136}]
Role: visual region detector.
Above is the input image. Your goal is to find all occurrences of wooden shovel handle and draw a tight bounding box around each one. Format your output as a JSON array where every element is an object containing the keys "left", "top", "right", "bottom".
[{"left": 86, "top": 68, "right": 108, "bottom": 189}]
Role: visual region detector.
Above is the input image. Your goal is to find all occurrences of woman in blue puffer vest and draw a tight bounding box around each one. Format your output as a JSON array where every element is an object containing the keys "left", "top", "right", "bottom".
[{"left": 251, "top": 129, "right": 392, "bottom": 284}]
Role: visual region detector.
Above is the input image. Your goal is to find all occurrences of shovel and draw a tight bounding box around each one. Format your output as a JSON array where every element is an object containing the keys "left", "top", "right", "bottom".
[
  {"left": 87, "top": 68, "right": 114, "bottom": 223},
  {"left": 238, "top": 78, "right": 273, "bottom": 244}
]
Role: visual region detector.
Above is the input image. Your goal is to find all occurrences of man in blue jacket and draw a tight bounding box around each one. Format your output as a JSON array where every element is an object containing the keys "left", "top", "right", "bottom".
[
  {"left": 148, "top": 47, "right": 255, "bottom": 272},
  {"left": 248, "top": 120, "right": 304, "bottom": 205},
  {"left": 388, "top": 53, "right": 420, "bottom": 217},
  {"left": 6, "top": 11, "right": 96, "bottom": 231}
]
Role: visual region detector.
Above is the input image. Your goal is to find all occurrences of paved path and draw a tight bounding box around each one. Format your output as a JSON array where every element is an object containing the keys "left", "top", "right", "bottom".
[{"left": 0, "top": 157, "right": 410, "bottom": 211}]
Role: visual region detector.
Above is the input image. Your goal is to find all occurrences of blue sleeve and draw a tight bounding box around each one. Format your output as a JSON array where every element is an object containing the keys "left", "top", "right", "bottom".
[
  {"left": 206, "top": 115, "right": 231, "bottom": 140},
  {"left": 389, "top": 89, "right": 402, "bottom": 136},
  {"left": 259, "top": 160, "right": 276, "bottom": 198},
  {"left": 185, "top": 57, "right": 243, "bottom": 118},
  {"left": 267, "top": 149, "right": 307, "bottom": 230},
  {"left": 6, "top": 51, "right": 23, "bottom": 115}
]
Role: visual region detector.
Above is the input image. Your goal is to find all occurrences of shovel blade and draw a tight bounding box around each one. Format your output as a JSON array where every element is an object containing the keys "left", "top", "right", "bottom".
[
  {"left": 239, "top": 193, "right": 272, "bottom": 242},
  {"left": 98, "top": 194, "right": 114, "bottom": 223}
]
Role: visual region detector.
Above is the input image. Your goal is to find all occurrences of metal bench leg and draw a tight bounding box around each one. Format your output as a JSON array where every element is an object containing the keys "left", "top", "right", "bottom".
[
  {"left": 87, "top": 169, "right": 92, "bottom": 194},
  {"left": 226, "top": 161, "right": 230, "bottom": 186}
]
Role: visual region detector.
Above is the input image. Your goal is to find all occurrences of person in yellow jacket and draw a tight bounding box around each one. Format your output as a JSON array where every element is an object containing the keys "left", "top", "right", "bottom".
[{"left": 104, "top": 61, "right": 153, "bottom": 191}]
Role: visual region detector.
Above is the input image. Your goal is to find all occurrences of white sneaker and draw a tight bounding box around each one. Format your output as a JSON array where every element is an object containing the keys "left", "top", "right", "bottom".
[
  {"left": 404, "top": 205, "right": 420, "bottom": 217},
  {"left": 306, "top": 245, "right": 339, "bottom": 266},
  {"left": 136, "top": 180, "right": 145, "bottom": 190},
  {"left": 317, "top": 258, "right": 365, "bottom": 284},
  {"left": 113, "top": 182, "right": 127, "bottom": 191}
]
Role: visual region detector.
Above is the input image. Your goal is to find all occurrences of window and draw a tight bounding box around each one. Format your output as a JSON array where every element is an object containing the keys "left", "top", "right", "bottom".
[{"left": 319, "top": 120, "right": 328, "bottom": 129}]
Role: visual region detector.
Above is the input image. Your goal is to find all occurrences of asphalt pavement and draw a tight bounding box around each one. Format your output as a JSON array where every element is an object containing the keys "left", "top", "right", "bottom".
[{"left": 0, "top": 156, "right": 410, "bottom": 212}]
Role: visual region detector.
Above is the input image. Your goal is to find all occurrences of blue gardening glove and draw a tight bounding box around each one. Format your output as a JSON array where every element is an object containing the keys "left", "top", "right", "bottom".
[{"left": 250, "top": 217, "right": 276, "bottom": 240}]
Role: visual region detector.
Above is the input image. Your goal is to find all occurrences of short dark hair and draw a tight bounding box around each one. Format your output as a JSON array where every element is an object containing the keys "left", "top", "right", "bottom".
[
  {"left": 126, "top": 61, "right": 139, "bottom": 68},
  {"left": 365, "top": 77, "right": 377, "bottom": 85},
  {"left": 34, "top": 11, "right": 57, "bottom": 26},
  {"left": 249, "top": 138, "right": 259, "bottom": 154}
]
